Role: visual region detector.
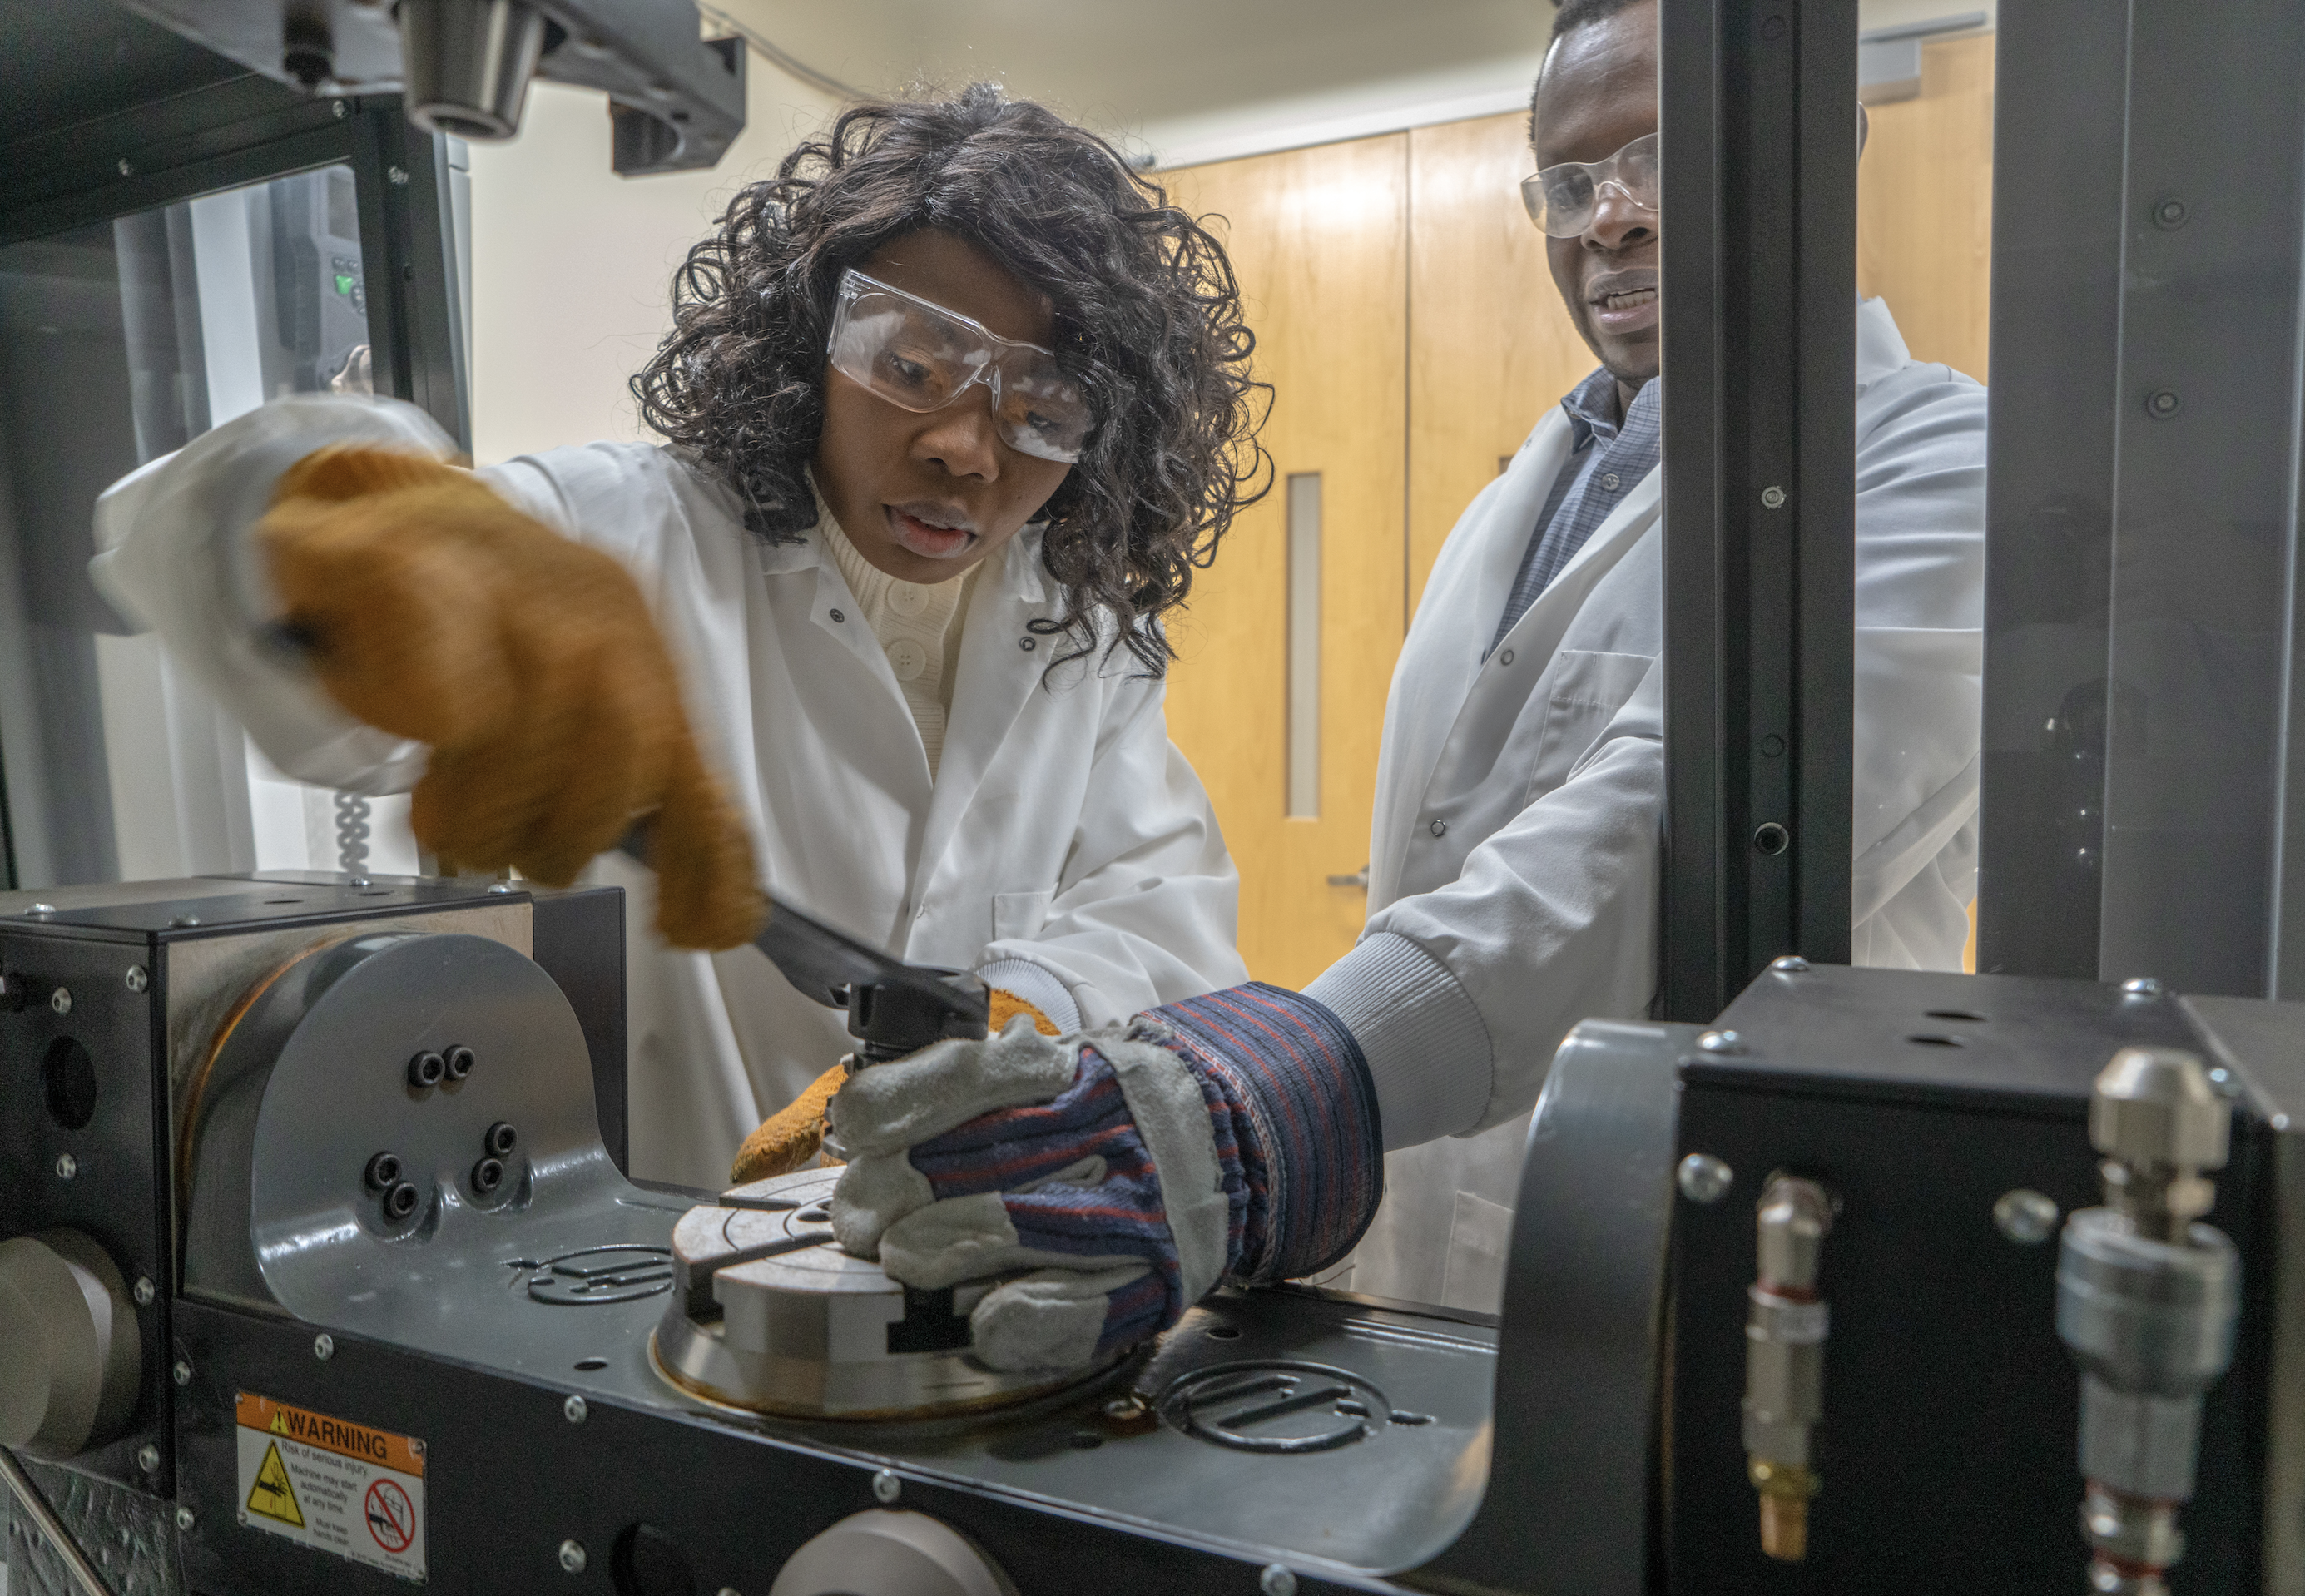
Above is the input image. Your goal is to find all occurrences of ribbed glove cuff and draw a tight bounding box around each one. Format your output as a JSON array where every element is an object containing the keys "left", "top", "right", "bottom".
[{"left": 1142, "top": 983, "right": 1384, "bottom": 1285}]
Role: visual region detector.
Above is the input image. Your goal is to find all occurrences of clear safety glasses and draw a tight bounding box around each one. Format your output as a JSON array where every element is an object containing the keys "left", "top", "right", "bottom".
[
  {"left": 1519, "top": 132, "right": 1661, "bottom": 238},
  {"left": 825, "top": 270, "right": 1095, "bottom": 464}
]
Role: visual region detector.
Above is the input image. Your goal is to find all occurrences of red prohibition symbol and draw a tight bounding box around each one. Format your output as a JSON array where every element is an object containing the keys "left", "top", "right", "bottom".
[{"left": 364, "top": 1479, "right": 415, "bottom": 1554}]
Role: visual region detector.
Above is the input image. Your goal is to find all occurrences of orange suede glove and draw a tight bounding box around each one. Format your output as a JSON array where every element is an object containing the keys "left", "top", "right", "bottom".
[
  {"left": 729, "top": 988, "right": 1062, "bottom": 1184},
  {"left": 258, "top": 444, "right": 765, "bottom": 950}
]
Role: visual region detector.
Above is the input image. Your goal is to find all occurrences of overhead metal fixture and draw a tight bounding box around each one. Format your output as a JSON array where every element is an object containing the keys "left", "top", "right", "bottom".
[
  {"left": 110, "top": 0, "right": 748, "bottom": 174},
  {"left": 399, "top": 0, "right": 548, "bottom": 141}
]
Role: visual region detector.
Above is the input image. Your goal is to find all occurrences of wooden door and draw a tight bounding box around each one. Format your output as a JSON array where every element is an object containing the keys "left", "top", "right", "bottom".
[
  {"left": 1857, "top": 32, "right": 1995, "bottom": 382},
  {"left": 1159, "top": 137, "right": 1409, "bottom": 987}
]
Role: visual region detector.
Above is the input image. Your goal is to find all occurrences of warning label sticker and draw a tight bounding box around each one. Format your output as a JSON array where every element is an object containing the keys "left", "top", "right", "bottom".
[{"left": 235, "top": 1392, "right": 426, "bottom": 1584}]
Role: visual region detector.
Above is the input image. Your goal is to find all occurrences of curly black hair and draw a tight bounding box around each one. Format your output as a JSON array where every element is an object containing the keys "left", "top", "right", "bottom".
[{"left": 630, "top": 83, "right": 1271, "bottom": 675}]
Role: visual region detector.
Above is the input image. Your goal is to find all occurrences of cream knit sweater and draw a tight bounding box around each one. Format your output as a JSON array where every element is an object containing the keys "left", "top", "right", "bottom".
[{"left": 818, "top": 510, "right": 979, "bottom": 779}]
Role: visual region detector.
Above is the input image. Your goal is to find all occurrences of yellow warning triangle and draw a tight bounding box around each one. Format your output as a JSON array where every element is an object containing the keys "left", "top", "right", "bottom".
[{"left": 248, "top": 1441, "right": 305, "bottom": 1527}]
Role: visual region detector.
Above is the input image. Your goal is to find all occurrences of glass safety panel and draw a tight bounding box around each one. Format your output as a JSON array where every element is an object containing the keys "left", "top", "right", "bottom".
[{"left": 0, "top": 163, "right": 419, "bottom": 890}]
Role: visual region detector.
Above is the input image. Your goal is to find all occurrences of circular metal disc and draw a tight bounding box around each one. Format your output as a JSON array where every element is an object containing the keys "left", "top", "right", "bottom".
[{"left": 652, "top": 1169, "right": 1116, "bottom": 1421}]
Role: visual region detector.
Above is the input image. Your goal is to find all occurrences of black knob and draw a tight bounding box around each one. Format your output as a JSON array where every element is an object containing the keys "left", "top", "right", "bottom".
[
  {"left": 443, "top": 1045, "right": 476, "bottom": 1081},
  {"left": 383, "top": 1182, "right": 420, "bottom": 1222},
  {"left": 471, "top": 1157, "right": 504, "bottom": 1196},
  {"left": 485, "top": 1121, "right": 518, "bottom": 1157},
  {"left": 364, "top": 1152, "right": 401, "bottom": 1191},
  {"left": 408, "top": 1051, "right": 446, "bottom": 1088}
]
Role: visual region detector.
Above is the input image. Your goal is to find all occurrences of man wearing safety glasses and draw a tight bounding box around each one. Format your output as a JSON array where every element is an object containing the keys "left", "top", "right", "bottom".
[{"left": 1331, "top": 0, "right": 1984, "bottom": 1307}]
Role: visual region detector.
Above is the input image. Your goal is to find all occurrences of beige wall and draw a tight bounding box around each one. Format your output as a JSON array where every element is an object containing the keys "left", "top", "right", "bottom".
[{"left": 463, "top": 72, "right": 840, "bottom": 466}]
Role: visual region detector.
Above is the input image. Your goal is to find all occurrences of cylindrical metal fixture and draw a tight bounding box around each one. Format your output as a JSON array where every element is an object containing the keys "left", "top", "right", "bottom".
[
  {"left": 2056, "top": 1047, "right": 2238, "bottom": 1596},
  {"left": 397, "top": 0, "right": 546, "bottom": 141},
  {"left": 1742, "top": 1174, "right": 1832, "bottom": 1561}
]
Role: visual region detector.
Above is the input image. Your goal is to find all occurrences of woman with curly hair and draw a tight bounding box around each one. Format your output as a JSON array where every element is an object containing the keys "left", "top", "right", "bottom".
[{"left": 91, "top": 84, "right": 1269, "bottom": 1186}]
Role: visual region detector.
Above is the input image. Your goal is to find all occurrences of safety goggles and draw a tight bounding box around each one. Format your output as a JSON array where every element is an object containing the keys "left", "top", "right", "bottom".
[
  {"left": 825, "top": 269, "right": 1094, "bottom": 464},
  {"left": 1519, "top": 132, "right": 1661, "bottom": 238}
]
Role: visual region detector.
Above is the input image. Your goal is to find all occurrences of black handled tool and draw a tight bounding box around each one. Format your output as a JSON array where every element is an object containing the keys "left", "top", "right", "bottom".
[{"left": 615, "top": 832, "right": 988, "bottom": 1061}]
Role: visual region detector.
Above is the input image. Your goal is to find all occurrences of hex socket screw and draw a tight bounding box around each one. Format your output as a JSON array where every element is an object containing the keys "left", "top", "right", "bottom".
[
  {"left": 136, "top": 1443, "right": 161, "bottom": 1473},
  {"left": 558, "top": 1539, "right": 587, "bottom": 1574},
  {"left": 408, "top": 1051, "right": 446, "bottom": 1088},
  {"left": 126, "top": 965, "right": 149, "bottom": 993},
  {"left": 1260, "top": 1565, "right": 1298, "bottom": 1596},
  {"left": 49, "top": 987, "right": 71, "bottom": 1015},
  {"left": 472, "top": 1157, "right": 506, "bottom": 1196},
  {"left": 870, "top": 1468, "right": 901, "bottom": 1504},
  {"left": 384, "top": 1182, "right": 421, "bottom": 1222},
  {"left": 133, "top": 1276, "right": 156, "bottom": 1306},
  {"left": 55, "top": 1153, "right": 77, "bottom": 1181},
  {"left": 486, "top": 1121, "right": 519, "bottom": 1157},
  {"left": 313, "top": 1333, "right": 335, "bottom": 1362},
  {"left": 364, "top": 1152, "right": 402, "bottom": 1192},
  {"left": 175, "top": 1506, "right": 196, "bottom": 1533},
  {"left": 444, "top": 1044, "right": 476, "bottom": 1081},
  {"left": 564, "top": 1395, "right": 587, "bottom": 1425},
  {"left": 174, "top": 1359, "right": 192, "bottom": 1386}
]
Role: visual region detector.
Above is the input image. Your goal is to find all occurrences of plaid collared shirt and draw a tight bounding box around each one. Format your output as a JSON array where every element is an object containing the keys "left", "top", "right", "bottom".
[{"left": 1489, "top": 367, "right": 1661, "bottom": 653}]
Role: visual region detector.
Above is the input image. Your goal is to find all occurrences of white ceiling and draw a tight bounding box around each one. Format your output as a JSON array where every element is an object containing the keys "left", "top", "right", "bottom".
[
  {"left": 710, "top": 0, "right": 1557, "bottom": 166},
  {"left": 709, "top": 0, "right": 1994, "bottom": 169}
]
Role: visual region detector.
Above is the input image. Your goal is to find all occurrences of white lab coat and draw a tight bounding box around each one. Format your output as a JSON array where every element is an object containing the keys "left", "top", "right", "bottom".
[
  {"left": 1336, "top": 300, "right": 1983, "bottom": 1311},
  {"left": 90, "top": 396, "right": 1248, "bottom": 1187}
]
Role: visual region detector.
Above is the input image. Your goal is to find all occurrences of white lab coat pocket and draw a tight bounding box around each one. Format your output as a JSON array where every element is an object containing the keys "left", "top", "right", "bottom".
[
  {"left": 992, "top": 888, "right": 1054, "bottom": 942},
  {"left": 1525, "top": 649, "right": 1656, "bottom": 801}
]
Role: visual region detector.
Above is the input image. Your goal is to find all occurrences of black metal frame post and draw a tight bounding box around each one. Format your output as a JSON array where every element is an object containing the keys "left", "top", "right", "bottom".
[{"left": 1660, "top": 0, "right": 1858, "bottom": 1021}]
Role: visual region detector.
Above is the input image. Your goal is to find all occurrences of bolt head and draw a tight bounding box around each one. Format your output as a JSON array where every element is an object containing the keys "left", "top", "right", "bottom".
[
  {"left": 2154, "top": 197, "right": 2188, "bottom": 228},
  {"left": 136, "top": 1443, "right": 161, "bottom": 1472},
  {"left": 313, "top": 1333, "right": 335, "bottom": 1362},
  {"left": 27, "top": 903, "right": 57, "bottom": 916},
  {"left": 134, "top": 1276, "right": 156, "bottom": 1306},
  {"left": 55, "top": 1153, "right": 78, "bottom": 1180},
  {"left": 332, "top": 98, "right": 347, "bottom": 117},
  {"left": 175, "top": 1505, "right": 196, "bottom": 1532},
  {"left": 870, "top": 1468, "right": 901, "bottom": 1504},
  {"left": 387, "top": 166, "right": 410, "bottom": 186},
  {"left": 1697, "top": 1028, "right": 1745, "bottom": 1055},
  {"left": 1260, "top": 1565, "right": 1298, "bottom": 1596},
  {"left": 49, "top": 987, "right": 71, "bottom": 1015},
  {"left": 1993, "top": 1188, "right": 2060, "bottom": 1245},
  {"left": 1771, "top": 954, "right": 1810, "bottom": 974},
  {"left": 170, "top": 914, "right": 201, "bottom": 929},
  {"left": 1678, "top": 1152, "right": 1735, "bottom": 1205},
  {"left": 558, "top": 1539, "right": 587, "bottom": 1574},
  {"left": 564, "top": 1395, "right": 587, "bottom": 1425},
  {"left": 126, "top": 964, "right": 149, "bottom": 993},
  {"left": 1761, "top": 485, "right": 1787, "bottom": 509},
  {"left": 2091, "top": 1047, "right": 2228, "bottom": 1169},
  {"left": 487, "top": 881, "right": 515, "bottom": 894},
  {"left": 116, "top": 159, "right": 132, "bottom": 176},
  {"left": 174, "top": 1359, "right": 192, "bottom": 1386},
  {"left": 2121, "top": 975, "right": 2165, "bottom": 997},
  {"left": 2145, "top": 390, "right": 2181, "bottom": 419}
]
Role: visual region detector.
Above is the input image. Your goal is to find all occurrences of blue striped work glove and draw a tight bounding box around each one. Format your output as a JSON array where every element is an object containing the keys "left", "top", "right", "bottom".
[{"left": 828, "top": 984, "right": 1382, "bottom": 1372}]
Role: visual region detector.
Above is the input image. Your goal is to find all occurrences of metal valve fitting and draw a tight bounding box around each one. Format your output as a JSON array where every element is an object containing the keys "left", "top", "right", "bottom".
[
  {"left": 1742, "top": 1173, "right": 1833, "bottom": 1561},
  {"left": 2056, "top": 1047, "right": 2239, "bottom": 1596}
]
